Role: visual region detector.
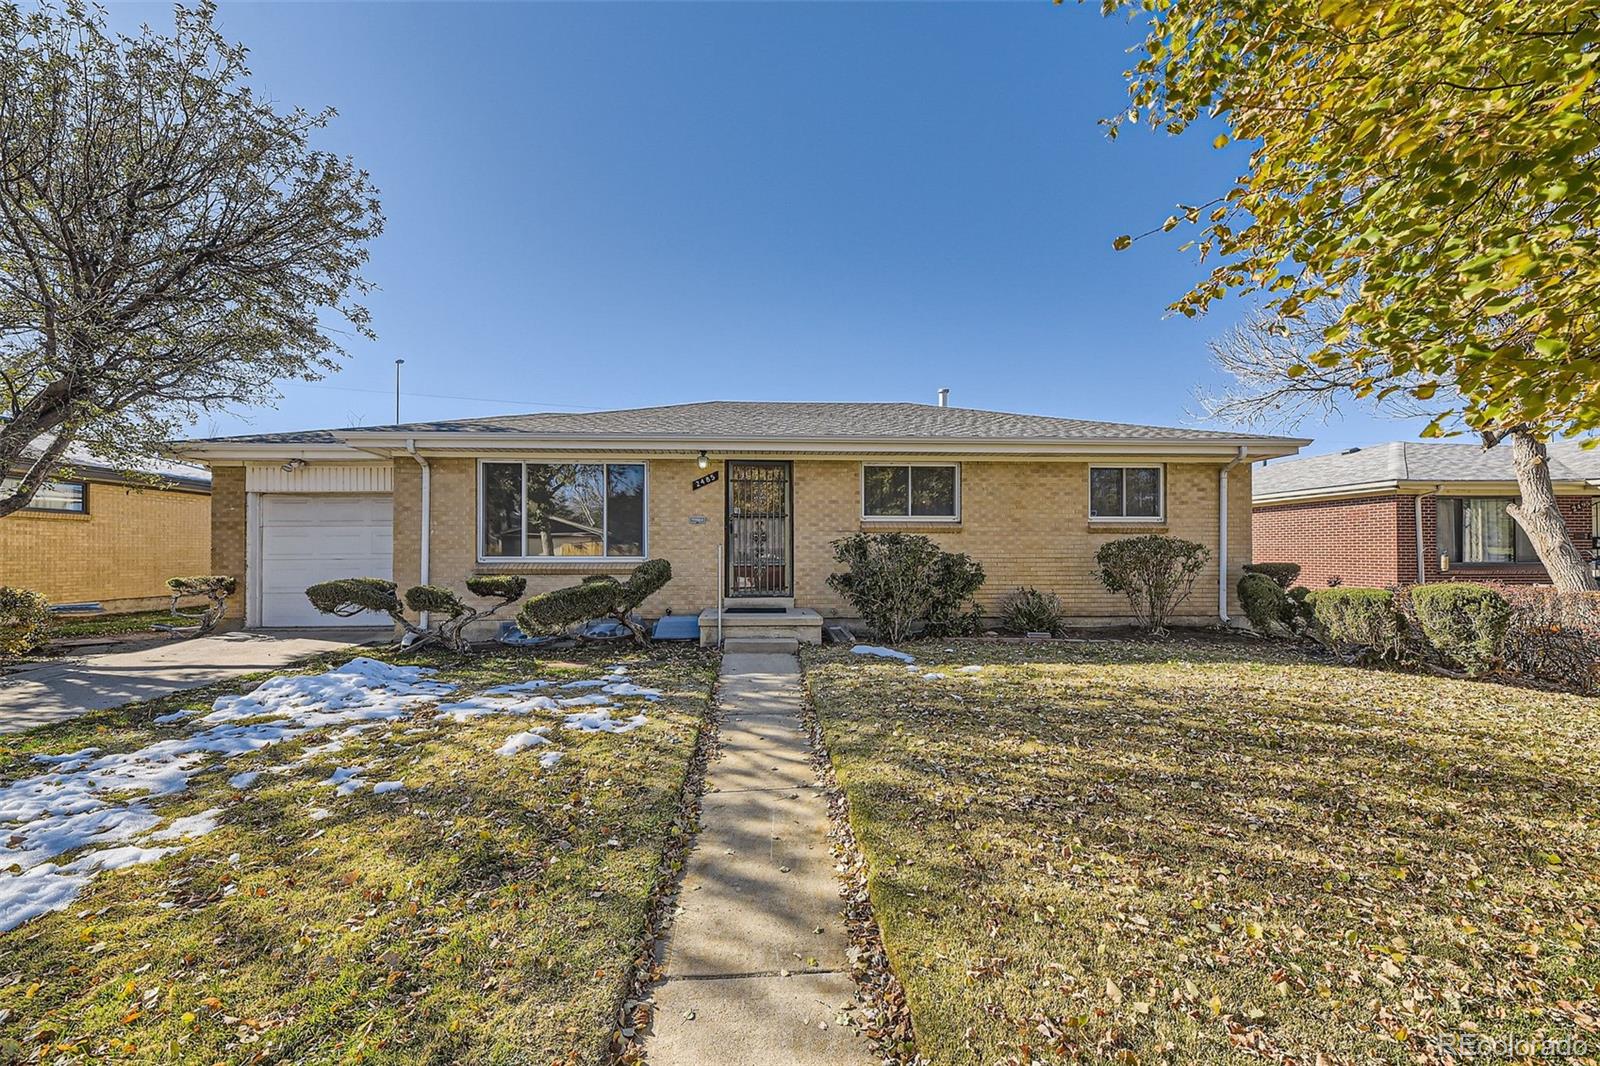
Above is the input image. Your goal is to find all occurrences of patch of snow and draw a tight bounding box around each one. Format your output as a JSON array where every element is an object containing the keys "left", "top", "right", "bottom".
[
  {"left": 495, "top": 731, "right": 551, "bottom": 757},
  {"left": 307, "top": 807, "right": 333, "bottom": 821},
  {"left": 63, "top": 844, "right": 176, "bottom": 873},
  {"left": 922, "top": 673, "right": 948, "bottom": 681},
  {"left": 30, "top": 747, "right": 99, "bottom": 768},
  {"left": 227, "top": 771, "right": 260, "bottom": 790},
  {"left": 152, "top": 710, "right": 198, "bottom": 725},
  {"left": 562, "top": 709, "right": 648, "bottom": 734},
  {"left": 202, "top": 657, "right": 453, "bottom": 728},
  {"left": 372, "top": 781, "right": 405, "bottom": 795},
  {"left": 557, "top": 694, "right": 614, "bottom": 708},
  {"left": 560, "top": 679, "right": 607, "bottom": 690},
  {"left": 149, "top": 808, "right": 223, "bottom": 841},
  {"left": 538, "top": 751, "right": 564, "bottom": 769},
  {"left": 1, "top": 804, "right": 161, "bottom": 872},
  {"left": 958, "top": 665, "right": 984, "bottom": 674},
  {"left": 603, "top": 682, "right": 662, "bottom": 700},
  {"left": 0, "top": 865, "right": 90, "bottom": 933},
  {"left": 851, "top": 644, "right": 915, "bottom": 663},
  {"left": 435, "top": 693, "right": 558, "bottom": 723},
  {"left": 481, "top": 680, "right": 553, "bottom": 695}
]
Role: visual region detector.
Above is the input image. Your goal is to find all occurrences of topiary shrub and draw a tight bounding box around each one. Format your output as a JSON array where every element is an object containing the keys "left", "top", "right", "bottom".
[
  {"left": 1285, "top": 585, "right": 1314, "bottom": 628},
  {"left": 1305, "top": 587, "right": 1407, "bottom": 662},
  {"left": 516, "top": 561, "right": 672, "bottom": 646},
  {"left": 826, "top": 532, "right": 986, "bottom": 644},
  {"left": 0, "top": 587, "right": 52, "bottom": 662},
  {"left": 1242, "top": 562, "right": 1301, "bottom": 589},
  {"left": 1409, "top": 583, "right": 1510, "bottom": 677},
  {"left": 1238, "top": 572, "right": 1291, "bottom": 636},
  {"left": 166, "top": 575, "right": 237, "bottom": 635},
  {"left": 306, "top": 577, "right": 426, "bottom": 644},
  {"left": 999, "top": 587, "right": 1067, "bottom": 636},
  {"left": 1095, "top": 535, "right": 1210, "bottom": 633},
  {"left": 402, "top": 575, "right": 527, "bottom": 653}
]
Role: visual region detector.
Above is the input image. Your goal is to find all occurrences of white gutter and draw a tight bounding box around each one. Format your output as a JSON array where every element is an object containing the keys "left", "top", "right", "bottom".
[
  {"left": 405, "top": 439, "right": 431, "bottom": 630},
  {"left": 1219, "top": 446, "right": 1248, "bottom": 623}
]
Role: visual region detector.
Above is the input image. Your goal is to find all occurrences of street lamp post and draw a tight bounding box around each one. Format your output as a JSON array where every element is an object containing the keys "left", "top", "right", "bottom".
[{"left": 394, "top": 358, "right": 405, "bottom": 424}]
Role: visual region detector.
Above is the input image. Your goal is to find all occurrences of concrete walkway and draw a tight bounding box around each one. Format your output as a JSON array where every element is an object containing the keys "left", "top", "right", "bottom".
[
  {"left": 0, "top": 629, "right": 387, "bottom": 734},
  {"left": 645, "top": 652, "right": 873, "bottom": 1066}
]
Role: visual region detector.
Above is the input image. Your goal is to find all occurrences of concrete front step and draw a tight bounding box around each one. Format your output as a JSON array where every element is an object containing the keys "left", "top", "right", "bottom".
[
  {"left": 723, "top": 636, "right": 800, "bottom": 655},
  {"left": 698, "top": 607, "right": 823, "bottom": 647}
]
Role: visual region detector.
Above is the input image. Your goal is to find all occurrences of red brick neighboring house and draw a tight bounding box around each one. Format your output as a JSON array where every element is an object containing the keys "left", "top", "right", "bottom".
[{"left": 1253, "top": 441, "right": 1599, "bottom": 589}]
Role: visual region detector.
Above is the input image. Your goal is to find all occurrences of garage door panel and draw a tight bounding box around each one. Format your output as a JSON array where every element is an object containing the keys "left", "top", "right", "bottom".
[{"left": 259, "top": 494, "right": 394, "bottom": 627}]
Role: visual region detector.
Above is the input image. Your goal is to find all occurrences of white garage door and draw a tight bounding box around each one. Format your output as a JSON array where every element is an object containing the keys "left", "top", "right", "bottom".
[{"left": 259, "top": 494, "right": 394, "bottom": 627}]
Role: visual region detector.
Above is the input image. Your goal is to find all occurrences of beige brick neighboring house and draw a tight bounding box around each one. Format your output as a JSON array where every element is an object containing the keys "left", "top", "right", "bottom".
[
  {"left": 1, "top": 445, "right": 211, "bottom": 613},
  {"left": 171, "top": 401, "right": 1304, "bottom": 637}
]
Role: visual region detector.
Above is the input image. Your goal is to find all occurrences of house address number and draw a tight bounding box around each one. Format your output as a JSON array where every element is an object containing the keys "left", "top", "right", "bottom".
[{"left": 692, "top": 471, "right": 720, "bottom": 491}]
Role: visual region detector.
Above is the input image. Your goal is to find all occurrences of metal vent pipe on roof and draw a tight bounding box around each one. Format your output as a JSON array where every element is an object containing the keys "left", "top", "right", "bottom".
[{"left": 937, "top": 388, "right": 950, "bottom": 407}]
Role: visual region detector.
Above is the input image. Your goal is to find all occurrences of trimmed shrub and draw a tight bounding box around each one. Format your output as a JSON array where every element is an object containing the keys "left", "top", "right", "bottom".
[
  {"left": 1095, "top": 535, "right": 1209, "bottom": 633},
  {"left": 1285, "top": 585, "right": 1314, "bottom": 628},
  {"left": 1410, "top": 583, "right": 1510, "bottom": 677},
  {"left": 0, "top": 587, "right": 52, "bottom": 662},
  {"left": 166, "top": 575, "right": 237, "bottom": 635},
  {"left": 306, "top": 578, "right": 426, "bottom": 643},
  {"left": 1242, "top": 562, "right": 1301, "bottom": 589},
  {"left": 826, "top": 532, "right": 986, "bottom": 644},
  {"left": 1492, "top": 585, "right": 1600, "bottom": 694},
  {"left": 1238, "top": 572, "right": 1290, "bottom": 635},
  {"left": 517, "top": 561, "right": 672, "bottom": 646},
  {"left": 999, "top": 587, "right": 1067, "bottom": 637},
  {"left": 402, "top": 575, "right": 528, "bottom": 652},
  {"left": 1305, "top": 587, "right": 1406, "bottom": 661}
]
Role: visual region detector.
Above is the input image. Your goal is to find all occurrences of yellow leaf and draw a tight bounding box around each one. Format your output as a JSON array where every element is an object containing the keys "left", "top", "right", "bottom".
[
  {"left": 1209, "top": 994, "right": 1222, "bottom": 1016},
  {"left": 1212, "top": 133, "right": 1229, "bottom": 149},
  {"left": 1551, "top": 67, "right": 1597, "bottom": 114}
]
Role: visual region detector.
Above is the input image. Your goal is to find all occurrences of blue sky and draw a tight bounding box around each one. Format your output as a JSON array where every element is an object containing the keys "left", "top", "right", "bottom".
[{"left": 114, "top": 1, "right": 1424, "bottom": 455}]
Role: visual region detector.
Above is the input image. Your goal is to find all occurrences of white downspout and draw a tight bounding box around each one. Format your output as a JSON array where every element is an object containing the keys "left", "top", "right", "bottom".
[
  {"left": 405, "top": 439, "right": 431, "bottom": 631},
  {"left": 1414, "top": 493, "right": 1427, "bottom": 585},
  {"left": 1218, "top": 446, "right": 1248, "bottom": 623}
]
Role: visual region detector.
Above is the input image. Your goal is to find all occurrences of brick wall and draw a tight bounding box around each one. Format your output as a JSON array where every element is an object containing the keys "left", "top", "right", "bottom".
[
  {"left": 210, "top": 466, "right": 247, "bottom": 621},
  {"left": 1, "top": 479, "right": 211, "bottom": 612},
  {"left": 1252, "top": 492, "right": 1596, "bottom": 589},
  {"left": 405, "top": 454, "right": 1253, "bottom": 630}
]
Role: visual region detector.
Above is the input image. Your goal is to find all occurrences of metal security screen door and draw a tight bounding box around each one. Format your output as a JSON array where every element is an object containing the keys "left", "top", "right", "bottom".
[{"left": 726, "top": 461, "right": 792, "bottom": 597}]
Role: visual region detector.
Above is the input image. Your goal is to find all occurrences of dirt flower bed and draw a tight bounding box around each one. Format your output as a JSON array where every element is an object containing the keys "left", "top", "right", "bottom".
[
  {"left": 0, "top": 644, "right": 717, "bottom": 1065},
  {"left": 805, "top": 639, "right": 1600, "bottom": 1065}
]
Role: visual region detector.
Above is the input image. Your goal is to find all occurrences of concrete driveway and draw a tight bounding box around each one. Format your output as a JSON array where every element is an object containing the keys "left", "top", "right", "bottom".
[{"left": 0, "top": 629, "right": 390, "bottom": 734}]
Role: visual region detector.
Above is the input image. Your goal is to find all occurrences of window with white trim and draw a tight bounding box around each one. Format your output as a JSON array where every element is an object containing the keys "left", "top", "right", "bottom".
[
  {"left": 861, "top": 464, "right": 959, "bottom": 520},
  {"left": 1438, "top": 497, "right": 1539, "bottom": 564},
  {"left": 1089, "top": 465, "right": 1163, "bottom": 520},
  {"left": 0, "top": 476, "right": 87, "bottom": 514},
  {"left": 480, "top": 462, "right": 646, "bottom": 559}
]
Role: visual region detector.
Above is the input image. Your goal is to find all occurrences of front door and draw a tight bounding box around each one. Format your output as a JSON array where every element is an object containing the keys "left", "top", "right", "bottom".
[{"left": 726, "top": 460, "right": 792, "bottom": 597}]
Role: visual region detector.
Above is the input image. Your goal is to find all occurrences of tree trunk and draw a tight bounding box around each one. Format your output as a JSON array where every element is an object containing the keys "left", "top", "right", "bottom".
[{"left": 1505, "top": 429, "right": 1594, "bottom": 592}]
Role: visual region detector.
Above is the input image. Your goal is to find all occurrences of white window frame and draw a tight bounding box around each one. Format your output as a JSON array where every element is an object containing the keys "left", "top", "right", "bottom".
[
  {"left": 476, "top": 459, "right": 649, "bottom": 563},
  {"left": 859, "top": 462, "right": 961, "bottom": 523},
  {"left": 0, "top": 475, "right": 88, "bottom": 514},
  {"left": 1087, "top": 464, "right": 1165, "bottom": 522}
]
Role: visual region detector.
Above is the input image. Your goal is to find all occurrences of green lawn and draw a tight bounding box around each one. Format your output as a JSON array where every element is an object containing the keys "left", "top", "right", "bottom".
[
  {"left": 805, "top": 639, "right": 1600, "bottom": 1064},
  {"left": 46, "top": 610, "right": 196, "bottom": 640},
  {"left": 0, "top": 643, "right": 717, "bottom": 1064}
]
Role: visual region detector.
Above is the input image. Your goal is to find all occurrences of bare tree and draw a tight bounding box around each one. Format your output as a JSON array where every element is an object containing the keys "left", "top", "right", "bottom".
[
  {"left": 0, "top": 1, "right": 382, "bottom": 516},
  {"left": 1202, "top": 305, "right": 1594, "bottom": 591}
]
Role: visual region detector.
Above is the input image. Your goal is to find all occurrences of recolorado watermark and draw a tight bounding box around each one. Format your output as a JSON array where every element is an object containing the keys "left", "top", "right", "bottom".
[{"left": 1432, "top": 1032, "right": 1591, "bottom": 1058}]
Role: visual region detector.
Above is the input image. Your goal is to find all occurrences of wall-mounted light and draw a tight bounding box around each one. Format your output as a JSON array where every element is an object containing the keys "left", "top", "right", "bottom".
[
  {"left": 280, "top": 458, "right": 308, "bottom": 474},
  {"left": 696, "top": 450, "right": 709, "bottom": 470}
]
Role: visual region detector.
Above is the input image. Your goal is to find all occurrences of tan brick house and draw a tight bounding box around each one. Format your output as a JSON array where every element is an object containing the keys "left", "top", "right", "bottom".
[
  {"left": 172, "top": 401, "right": 1304, "bottom": 639},
  {"left": 1, "top": 442, "right": 211, "bottom": 612},
  {"left": 1253, "top": 440, "right": 1600, "bottom": 589}
]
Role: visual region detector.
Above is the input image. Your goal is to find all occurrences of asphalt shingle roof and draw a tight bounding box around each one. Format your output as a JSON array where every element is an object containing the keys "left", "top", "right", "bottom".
[
  {"left": 183, "top": 401, "right": 1299, "bottom": 446},
  {"left": 1255, "top": 439, "right": 1600, "bottom": 498}
]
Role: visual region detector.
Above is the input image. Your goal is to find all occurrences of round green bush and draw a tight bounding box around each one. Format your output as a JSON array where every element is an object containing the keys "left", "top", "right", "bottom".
[
  {"left": 465, "top": 575, "right": 528, "bottom": 602},
  {"left": 1238, "top": 572, "right": 1289, "bottom": 634},
  {"left": 1410, "top": 582, "right": 1510, "bottom": 677},
  {"left": 166, "top": 575, "right": 237, "bottom": 598},
  {"left": 0, "top": 586, "right": 52, "bottom": 661},
  {"left": 1304, "top": 587, "right": 1406, "bottom": 660},
  {"left": 403, "top": 584, "right": 465, "bottom": 616},
  {"left": 1242, "top": 562, "right": 1301, "bottom": 589},
  {"left": 999, "top": 587, "right": 1066, "bottom": 636}
]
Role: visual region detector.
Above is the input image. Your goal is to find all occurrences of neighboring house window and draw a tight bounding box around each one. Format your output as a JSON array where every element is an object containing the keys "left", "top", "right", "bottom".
[
  {"left": 480, "top": 462, "right": 646, "bottom": 559},
  {"left": 1437, "top": 497, "right": 1539, "bottom": 564},
  {"left": 861, "top": 464, "right": 959, "bottom": 520},
  {"left": 1089, "top": 465, "right": 1163, "bottom": 520},
  {"left": 0, "top": 476, "right": 87, "bottom": 514}
]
